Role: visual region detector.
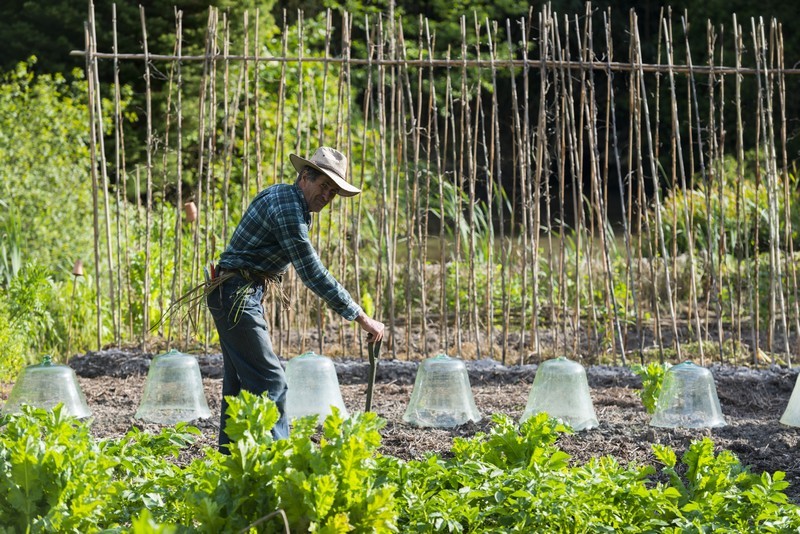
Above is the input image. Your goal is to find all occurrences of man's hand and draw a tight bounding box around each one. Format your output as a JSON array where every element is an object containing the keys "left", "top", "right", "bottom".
[{"left": 356, "top": 311, "right": 385, "bottom": 342}]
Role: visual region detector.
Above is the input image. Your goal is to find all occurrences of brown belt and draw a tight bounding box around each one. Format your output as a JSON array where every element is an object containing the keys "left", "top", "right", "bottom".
[
  {"left": 218, "top": 267, "right": 284, "bottom": 286},
  {"left": 219, "top": 267, "right": 262, "bottom": 284}
]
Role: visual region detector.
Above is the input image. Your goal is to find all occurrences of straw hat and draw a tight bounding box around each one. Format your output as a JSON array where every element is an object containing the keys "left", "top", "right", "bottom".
[{"left": 290, "top": 147, "right": 361, "bottom": 197}]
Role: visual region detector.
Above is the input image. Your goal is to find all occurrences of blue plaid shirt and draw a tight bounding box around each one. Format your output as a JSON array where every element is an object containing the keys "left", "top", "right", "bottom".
[{"left": 218, "top": 183, "right": 362, "bottom": 321}]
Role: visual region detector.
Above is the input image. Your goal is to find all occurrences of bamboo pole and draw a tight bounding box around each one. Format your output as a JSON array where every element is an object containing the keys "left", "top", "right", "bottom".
[
  {"left": 88, "top": 1, "right": 119, "bottom": 346},
  {"left": 631, "top": 11, "right": 667, "bottom": 362},
  {"left": 775, "top": 21, "right": 797, "bottom": 366},
  {"left": 168, "top": 9, "right": 184, "bottom": 346},
  {"left": 70, "top": 49, "right": 800, "bottom": 77},
  {"left": 84, "top": 16, "right": 103, "bottom": 350},
  {"left": 425, "top": 19, "right": 446, "bottom": 356},
  {"left": 733, "top": 17, "right": 748, "bottom": 361},
  {"left": 111, "top": 5, "right": 126, "bottom": 348},
  {"left": 506, "top": 17, "right": 528, "bottom": 361},
  {"left": 387, "top": 6, "right": 401, "bottom": 359},
  {"left": 396, "top": 18, "right": 423, "bottom": 359},
  {"left": 375, "top": 16, "right": 391, "bottom": 355},
  {"left": 479, "top": 15, "right": 497, "bottom": 359},
  {"left": 139, "top": 6, "right": 154, "bottom": 347},
  {"left": 462, "top": 16, "right": 481, "bottom": 358},
  {"left": 353, "top": 13, "right": 375, "bottom": 360},
  {"left": 662, "top": 15, "right": 704, "bottom": 362},
  {"left": 681, "top": 13, "right": 714, "bottom": 359},
  {"left": 520, "top": 13, "right": 534, "bottom": 363},
  {"left": 339, "top": 11, "right": 355, "bottom": 356},
  {"left": 487, "top": 18, "right": 508, "bottom": 364},
  {"left": 707, "top": 19, "right": 727, "bottom": 361},
  {"left": 157, "top": 13, "right": 179, "bottom": 342}
]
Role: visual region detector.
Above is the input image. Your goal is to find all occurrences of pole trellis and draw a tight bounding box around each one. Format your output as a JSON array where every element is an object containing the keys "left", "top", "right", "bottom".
[{"left": 80, "top": 3, "right": 800, "bottom": 365}]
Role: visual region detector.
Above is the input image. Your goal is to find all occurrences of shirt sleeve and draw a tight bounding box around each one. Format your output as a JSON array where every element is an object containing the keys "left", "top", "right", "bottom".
[{"left": 274, "top": 205, "right": 362, "bottom": 321}]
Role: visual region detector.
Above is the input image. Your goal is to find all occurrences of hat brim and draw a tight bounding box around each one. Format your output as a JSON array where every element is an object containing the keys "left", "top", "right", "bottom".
[{"left": 290, "top": 153, "right": 361, "bottom": 197}]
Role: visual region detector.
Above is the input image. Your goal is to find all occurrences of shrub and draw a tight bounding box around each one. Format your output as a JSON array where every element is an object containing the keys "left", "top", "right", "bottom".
[{"left": 654, "top": 152, "right": 800, "bottom": 258}]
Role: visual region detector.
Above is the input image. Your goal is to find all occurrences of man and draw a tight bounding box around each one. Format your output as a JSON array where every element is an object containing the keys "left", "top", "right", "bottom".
[{"left": 206, "top": 146, "right": 385, "bottom": 452}]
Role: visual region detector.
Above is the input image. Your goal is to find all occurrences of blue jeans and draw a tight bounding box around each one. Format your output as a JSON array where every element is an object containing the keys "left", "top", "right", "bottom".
[{"left": 206, "top": 273, "right": 289, "bottom": 452}]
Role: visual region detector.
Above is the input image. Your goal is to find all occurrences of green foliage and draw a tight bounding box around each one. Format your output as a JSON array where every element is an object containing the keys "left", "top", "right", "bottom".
[
  {"left": 0, "top": 59, "right": 134, "bottom": 360},
  {"left": 0, "top": 256, "right": 103, "bottom": 379},
  {"left": 0, "top": 61, "right": 135, "bottom": 364},
  {"left": 0, "top": 201, "right": 22, "bottom": 289},
  {"left": 130, "top": 509, "right": 178, "bottom": 534},
  {"left": 654, "top": 152, "right": 800, "bottom": 258},
  {"left": 451, "top": 413, "right": 572, "bottom": 470},
  {"left": 653, "top": 437, "right": 800, "bottom": 530},
  {"left": 171, "top": 391, "right": 397, "bottom": 532},
  {"left": 1, "top": 402, "right": 798, "bottom": 532},
  {"left": 0, "top": 404, "right": 197, "bottom": 532},
  {"left": 0, "top": 297, "right": 26, "bottom": 384},
  {"left": 383, "top": 412, "right": 800, "bottom": 532},
  {"left": 631, "top": 362, "right": 671, "bottom": 414},
  {"left": 386, "top": 414, "right": 800, "bottom": 532},
  {"left": 0, "top": 260, "right": 105, "bottom": 370},
  {"left": 0, "top": 59, "right": 102, "bottom": 271},
  {"left": 5, "top": 263, "right": 59, "bottom": 360}
]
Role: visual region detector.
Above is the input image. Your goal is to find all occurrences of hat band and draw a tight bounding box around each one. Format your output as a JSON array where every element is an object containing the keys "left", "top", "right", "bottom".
[{"left": 313, "top": 161, "right": 346, "bottom": 182}]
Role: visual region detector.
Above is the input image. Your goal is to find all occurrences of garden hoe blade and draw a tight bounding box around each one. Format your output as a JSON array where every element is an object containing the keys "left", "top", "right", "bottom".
[{"left": 365, "top": 339, "right": 381, "bottom": 412}]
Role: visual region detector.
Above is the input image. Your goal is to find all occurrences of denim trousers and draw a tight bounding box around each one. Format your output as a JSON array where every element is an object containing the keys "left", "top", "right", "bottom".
[{"left": 206, "top": 273, "right": 290, "bottom": 451}]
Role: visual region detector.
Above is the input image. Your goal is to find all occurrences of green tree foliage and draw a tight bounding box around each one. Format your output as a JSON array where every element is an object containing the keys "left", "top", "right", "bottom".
[
  {"left": 0, "top": 1, "right": 280, "bottom": 203},
  {"left": 0, "top": 60, "right": 124, "bottom": 371},
  {"left": 0, "top": 59, "right": 97, "bottom": 271},
  {"left": 0, "top": 1, "right": 278, "bottom": 75}
]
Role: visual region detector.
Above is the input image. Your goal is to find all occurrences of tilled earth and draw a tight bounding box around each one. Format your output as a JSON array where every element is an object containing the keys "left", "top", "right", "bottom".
[{"left": 60, "top": 349, "right": 800, "bottom": 504}]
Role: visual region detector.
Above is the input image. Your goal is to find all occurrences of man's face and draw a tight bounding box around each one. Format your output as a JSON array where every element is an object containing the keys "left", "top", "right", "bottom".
[{"left": 299, "top": 173, "right": 340, "bottom": 212}]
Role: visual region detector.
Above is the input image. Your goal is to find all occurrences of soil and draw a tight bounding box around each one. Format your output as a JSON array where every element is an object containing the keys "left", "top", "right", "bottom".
[{"left": 55, "top": 349, "right": 800, "bottom": 504}]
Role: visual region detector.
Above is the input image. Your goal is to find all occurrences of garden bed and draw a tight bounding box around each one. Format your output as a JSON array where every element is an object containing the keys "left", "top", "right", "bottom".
[{"left": 68, "top": 348, "right": 800, "bottom": 504}]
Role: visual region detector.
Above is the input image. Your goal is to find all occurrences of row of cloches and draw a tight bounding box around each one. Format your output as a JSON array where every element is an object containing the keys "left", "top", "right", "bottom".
[
  {"left": 5, "top": 352, "right": 800, "bottom": 430},
  {"left": 1, "top": 351, "right": 211, "bottom": 424}
]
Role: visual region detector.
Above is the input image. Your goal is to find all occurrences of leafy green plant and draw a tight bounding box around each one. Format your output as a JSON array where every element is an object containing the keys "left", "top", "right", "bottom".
[
  {"left": 0, "top": 404, "right": 197, "bottom": 532},
  {"left": 631, "top": 362, "right": 671, "bottom": 414},
  {"left": 383, "top": 411, "right": 800, "bottom": 532},
  {"left": 5, "top": 263, "right": 59, "bottom": 361},
  {"left": 2, "top": 401, "right": 799, "bottom": 532},
  {"left": 170, "top": 391, "right": 398, "bottom": 532},
  {"left": 653, "top": 438, "right": 800, "bottom": 530},
  {"left": 0, "top": 297, "right": 26, "bottom": 385},
  {"left": 451, "top": 412, "right": 571, "bottom": 471}
]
